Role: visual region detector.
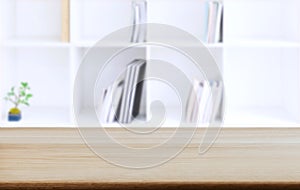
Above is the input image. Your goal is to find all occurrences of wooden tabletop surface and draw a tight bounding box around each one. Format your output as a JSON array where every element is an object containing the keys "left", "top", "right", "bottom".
[{"left": 1, "top": 127, "right": 300, "bottom": 189}]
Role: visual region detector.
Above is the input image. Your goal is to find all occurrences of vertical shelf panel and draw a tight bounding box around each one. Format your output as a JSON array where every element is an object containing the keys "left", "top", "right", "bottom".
[{"left": 61, "top": 0, "right": 70, "bottom": 42}]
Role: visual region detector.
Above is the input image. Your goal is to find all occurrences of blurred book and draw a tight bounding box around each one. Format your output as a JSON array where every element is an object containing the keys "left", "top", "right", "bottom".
[
  {"left": 99, "top": 59, "right": 146, "bottom": 124},
  {"left": 207, "top": 1, "right": 223, "bottom": 43},
  {"left": 202, "top": 81, "right": 223, "bottom": 123},
  {"left": 99, "top": 80, "right": 124, "bottom": 123},
  {"left": 131, "top": 0, "right": 147, "bottom": 43},
  {"left": 186, "top": 80, "right": 223, "bottom": 124},
  {"left": 186, "top": 80, "right": 211, "bottom": 123},
  {"left": 119, "top": 59, "right": 146, "bottom": 123}
]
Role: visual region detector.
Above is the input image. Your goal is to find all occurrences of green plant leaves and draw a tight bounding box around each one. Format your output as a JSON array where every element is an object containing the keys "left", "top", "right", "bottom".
[
  {"left": 4, "top": 82, "right": 33, "bottom": 108},
  {"left": 25, "top": 94, "right": 33, "bottom": 100},
  {"left": 21, "top": 82, "right": 28, "bottom": 88},
  {"left": 7, "top": 92, "right": 14, "bottom": 96},
  {"left": 20, "top": 91, "right": 26, "bottom": 96}
]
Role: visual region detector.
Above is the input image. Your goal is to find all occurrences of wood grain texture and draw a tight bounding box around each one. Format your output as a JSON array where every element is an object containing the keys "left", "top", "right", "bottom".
[
  {"left": 2, "top": 182, "right": 300, "bottom": 190},
  {"left": 1, "top": 128, "right": 300, "bottom": 187},
  {"left": 61, "top": 0, "right": 70, "bottom": 42}
]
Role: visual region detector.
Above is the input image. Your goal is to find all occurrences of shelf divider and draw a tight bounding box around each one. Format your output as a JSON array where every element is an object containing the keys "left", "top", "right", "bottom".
[{"left": 61, "top": 0, "right": 70, "bottom": 42}]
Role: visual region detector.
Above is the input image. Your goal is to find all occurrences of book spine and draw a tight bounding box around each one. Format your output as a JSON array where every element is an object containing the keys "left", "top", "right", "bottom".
[
  {"left": 131, "top": 0, "right": 147, "bottom": 43},
  {"left": 207, "top": 1, "right": 223, "bottom": 43},
  {"left": 126, "top": 64, "right": 140, "bottom": 122},
  {"left": 210, "top": 81, "right": 223, "bottom": 123},
  {"left": 197, "top": 81, "right": 211, "bottom": 124},
  {"left": 119, "top": 64, "right": 135, "bottom": 123},
  {"left": 202, "top": 81, "right": 223, "bottom": 123},
  {"left": 132, "top": 63, "right": 146, "bottom": 117}
]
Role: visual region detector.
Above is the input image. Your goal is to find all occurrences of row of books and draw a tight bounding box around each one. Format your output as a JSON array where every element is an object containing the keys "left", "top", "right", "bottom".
[
  {"left": 99, "top": 59, "right": 146, "bottom": 124},
  {"left": 100, "top": 76, "right": 223, "bottom": 125},
  {"left": 185, "top": 80, "right": 223, "bottom": 124},
  {"left": 130, "top": 0, "right": 223, "bottom": 44}
]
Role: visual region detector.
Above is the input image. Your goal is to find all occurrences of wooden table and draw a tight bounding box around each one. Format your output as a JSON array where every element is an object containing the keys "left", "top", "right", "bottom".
[{"left": 1, "top": 128, "right": 300, "bottom": 189}]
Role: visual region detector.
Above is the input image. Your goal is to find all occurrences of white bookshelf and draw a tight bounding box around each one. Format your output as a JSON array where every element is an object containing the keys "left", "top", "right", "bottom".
[{"left": 0, "top": 0, "right": 299, "bottom": 127}]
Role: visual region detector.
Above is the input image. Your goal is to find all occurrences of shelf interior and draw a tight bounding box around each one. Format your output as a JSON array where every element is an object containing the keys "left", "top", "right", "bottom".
[{"left": 1, "top": 0, "right": 62, "bottom": 42}]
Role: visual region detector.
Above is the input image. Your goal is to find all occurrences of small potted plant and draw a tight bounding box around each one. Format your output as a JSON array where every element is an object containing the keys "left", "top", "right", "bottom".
[{"left": 4, "top": 82, "right": 33, "bottom": 122}]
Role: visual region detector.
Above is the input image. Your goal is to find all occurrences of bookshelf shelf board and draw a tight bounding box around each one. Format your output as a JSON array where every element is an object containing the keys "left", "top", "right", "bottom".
[
  {"left": 144, "top": 36, "right": 223, "bottom": 48},
  {"left": 8, "top": 40, "right": 298, "bottom": 49},
  {"left": 71, "top": 41, "right": 148, "bottom": 48},
  {"left": 2, "top": 40, "right": 71, "bottom": 48},
  {"left": 224, "top": 40, "right": 300, "bottom": 48},
  {"left": 0, "top": 107, "right": 72, "bottom": 128},
  {"left": 75, "top": 107, "right": 300, "bottom": 128},
  {"left": 70, "top": 40, "right": 223, "bottom": 48},
  {"left": 77, "top": 108, "right": 209, "bottom": 128},
  {"left": 2, "top": 107, "right": 297, "bottom": 128},
  {"left": 224, "top": 107, "right": 299, "bottom": 128}
]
